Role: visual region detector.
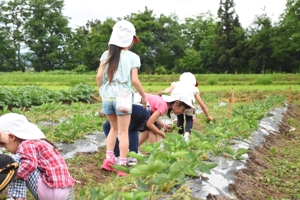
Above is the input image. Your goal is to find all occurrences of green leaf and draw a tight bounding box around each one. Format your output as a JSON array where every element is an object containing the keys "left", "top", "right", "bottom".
[
  {"left": 148, "top": 173, "right": 169, "bottom": 184},
  {"left": 130, "top": 161, "right": 168, "bottom": 176},
  {"left": 169, "top": 161, "right": 189, "bottom": 178},
  {"left": 135, "top": 179, "right": 148, "bottom": 191},
  {"left": 112, "top": 165, "right": 130, "bottom": 173},
  {"left": 127, "top": 151, "right": 144, "bottom": 160},
  {"left": 191, "top": 129, "right": 203, "bottom": 139},
  {"left": 196, "top": 162, "right": 218, "bottom": 174},
  {"left": 235, "top": 148, "right": 248, "bottom": 156},
  {"left": 119, "top": 191, "right": 152, "bottom": 200},
  {"left": 206, "top": 162, "right": 218, "bottom": 169},
  {"left": 169, "top": 151, "right": 189, "bottom": 159},
  {"left": 224, "top": 146, "right": 235, "bottom": 155}
]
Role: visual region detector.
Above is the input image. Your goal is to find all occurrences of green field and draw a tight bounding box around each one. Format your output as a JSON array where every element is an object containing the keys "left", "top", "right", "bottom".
[
  {"left": 0, "top": 72, "right": 300, "bottom": 200},
  {"left": 1, "top": 72, "right": 300, "bottom": 103}
]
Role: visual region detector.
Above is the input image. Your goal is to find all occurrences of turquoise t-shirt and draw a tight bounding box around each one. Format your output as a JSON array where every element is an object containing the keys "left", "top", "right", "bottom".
[{"left": 99, "top": 50, "right": 141, "bottom": 99}]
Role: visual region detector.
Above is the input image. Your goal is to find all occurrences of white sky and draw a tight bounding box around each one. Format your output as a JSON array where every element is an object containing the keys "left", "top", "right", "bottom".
[{"left": 63, "top": 0, "right": 287, "bottom": 29}]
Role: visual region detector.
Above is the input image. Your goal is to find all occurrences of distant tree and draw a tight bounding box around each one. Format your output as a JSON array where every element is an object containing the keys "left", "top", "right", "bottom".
[
  {"left": 125, "top": 7, "right": 187, "bottom": 74},
  {"left": 178, "top": 48, "right": 202, "bottom": 73},
  {"left": 181, "top": 12, "right": 217, "bottom": 73},
  {"left": 246, "top": 11, "right": 273, "bottom": 73},
  {"left": 24, "top": 0, "right": 72, "bottom": 71},
  {"left": 65, "top": 18, "right": 114, "bottom": 71},
  {"left": 272, "top": 0, "right": 300, "bottom": 73},
  {"left": 154, "top": 13, "right": 186, "bottom": 73},
  {"left": 213, "top": 0, "right": 246, "bottom": 73},
  {"left": 0, "top": 0, "right": 28, "bottom": 72},
  {"left": 84, "top": 19, "right": 114, "bottom": 71}
]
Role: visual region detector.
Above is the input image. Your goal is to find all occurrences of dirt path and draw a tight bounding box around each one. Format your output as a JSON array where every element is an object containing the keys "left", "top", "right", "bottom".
[{"left": 223, "top": 104, "right": 300, "bottom": 200}]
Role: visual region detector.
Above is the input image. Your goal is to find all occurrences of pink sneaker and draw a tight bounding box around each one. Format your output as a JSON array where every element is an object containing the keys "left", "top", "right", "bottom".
[
  {"left": 101, "top": 157, "right": 116, "bottom": 171},
  {"left": 117, "top": 170, "right": 128, "bottom": 177},
  {"left": 116, "top": 159, "right": 129, "bottom": 177}
]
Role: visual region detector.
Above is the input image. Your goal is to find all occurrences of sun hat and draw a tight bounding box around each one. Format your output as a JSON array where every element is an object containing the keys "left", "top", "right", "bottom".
[
  {"left": 162, "top": 95, "right": 195, "bottom": 109},
  {"left": 0, "top": 113, "right": 46, "bottom": 140},
  {"left": 108, "top": 20, "right": 139, "bottom": 48},
  {"left": 0, "top": 154, "right": 18, "bottom": 193},
  {"left": 179, "top": 72, "right": 198, "bottom": 87}
]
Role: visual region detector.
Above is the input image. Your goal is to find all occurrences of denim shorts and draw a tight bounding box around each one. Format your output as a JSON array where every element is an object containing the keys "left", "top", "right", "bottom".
[{"left": 101, "top": 97, "right": 132, "bottom": 116}]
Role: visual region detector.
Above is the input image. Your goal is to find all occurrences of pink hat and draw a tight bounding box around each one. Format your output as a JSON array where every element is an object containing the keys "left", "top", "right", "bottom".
[{"left": 108, "top": 20, "right": 139, "bottom": 48}]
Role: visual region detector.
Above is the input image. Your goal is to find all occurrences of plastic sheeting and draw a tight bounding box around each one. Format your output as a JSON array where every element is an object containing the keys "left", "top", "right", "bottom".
[
  {"left": 186, "top": 106, "right": 287, "bottom": 199},
  {"left": 56, "top": 131, "right": 107, "bottom": 159}
]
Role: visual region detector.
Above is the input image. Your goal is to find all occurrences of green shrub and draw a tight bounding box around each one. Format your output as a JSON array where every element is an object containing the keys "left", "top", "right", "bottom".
[
  {"left": 206, "top": 78, "right": 218, "bottom": 85},
  {"left": 72, "top": 64, "right": 87, "bottom": 74},
  {"left": 155, "top": 66, "right": 167, "bottom": 75},
  {"left": 256, "top": 77, "right": 273, "bottom": 85}
]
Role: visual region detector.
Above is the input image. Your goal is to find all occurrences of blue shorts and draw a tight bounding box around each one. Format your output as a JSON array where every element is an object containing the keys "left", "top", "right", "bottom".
[{"left": 101, "top": 98, "right": 132, "bottom": 116}]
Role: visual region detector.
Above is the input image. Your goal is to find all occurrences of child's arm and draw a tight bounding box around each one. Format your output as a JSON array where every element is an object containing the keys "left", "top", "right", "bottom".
[
  {"left": 131, "top": 68, "right": 147, "bottom": 109},
  {"left": 195, "top": 93, "right": 214, "bottom": 121},
  {"left": 96, "top": 62, "right": 105, "bottom": 89},
  {"left": 157, "top": 119, "right": 172, "bottom": 132},
  {"left": 158, "top": 82, "right": 175, "bottom": 96},
  {"left": 146, "top": 111, "right": 166, "bottom": 138}
]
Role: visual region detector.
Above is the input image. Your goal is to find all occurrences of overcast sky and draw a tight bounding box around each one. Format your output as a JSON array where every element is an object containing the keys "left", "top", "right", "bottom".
[{"left": 63, "top": 0, "right": 286, "bottom": 29}]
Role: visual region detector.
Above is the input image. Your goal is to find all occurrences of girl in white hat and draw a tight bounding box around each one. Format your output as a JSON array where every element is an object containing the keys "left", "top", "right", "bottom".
[
  {"left": 137, "top": 93, "right": 194, "bottom": 146},
  {"left": 96, "top": 20, "right": 147, "bottom": 176},
  {"left": 159, "top": 72, "right": 214, "bottom": 140},
  {"left": 0, "top": 113, "right": 75, "bottom": 200}
]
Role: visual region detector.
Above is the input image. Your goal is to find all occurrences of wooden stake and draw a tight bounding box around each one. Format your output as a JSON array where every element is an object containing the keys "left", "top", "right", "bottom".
[
  {"left": 231, "top": 87, "right": 234, "bottom": 104},
  {"left": 229, "top": 98, "right": 232, "bottom": 118},
  {"left": 288, "top": 87, "right": 291, "bottom": 103}
]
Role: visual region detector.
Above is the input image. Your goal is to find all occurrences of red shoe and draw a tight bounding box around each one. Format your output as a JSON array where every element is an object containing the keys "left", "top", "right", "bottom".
[
  {"left": 101, "top": 158, "right": 116, "bottom": 171},
  {"left": 117, "top": 170, "right": 128, "bottom": 177}
]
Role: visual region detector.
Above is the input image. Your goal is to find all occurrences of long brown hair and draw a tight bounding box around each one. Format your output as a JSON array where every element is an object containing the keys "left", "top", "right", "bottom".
[
  {"left": 166, "top": 101, "right": 191, "bottom": 118},
  {"left": 105, "top": 44, "right": 122, "bottom": 84}
]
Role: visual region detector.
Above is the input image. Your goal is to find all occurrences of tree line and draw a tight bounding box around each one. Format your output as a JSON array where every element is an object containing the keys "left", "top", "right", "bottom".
[{"left": 0, "top": 0, "right": 299, "bottom": 74}]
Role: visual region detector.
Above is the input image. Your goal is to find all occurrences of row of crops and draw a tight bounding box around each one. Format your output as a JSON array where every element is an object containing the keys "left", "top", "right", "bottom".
[
  {"left": 79, "top": 94, "right": 287, "bottom": 199},
  {"left": 0, "top": 83, "right": 288, "bottom": 199},
  {"left": 0, "top": 83, "right": 95, "bottom": 108}
]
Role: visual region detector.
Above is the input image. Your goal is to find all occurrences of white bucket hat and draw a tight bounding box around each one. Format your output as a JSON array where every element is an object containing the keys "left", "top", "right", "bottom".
[
  {"left": 179, "top": 72, "right": 198, "bottom": 86},
  {"left": 162, "top": 95, "right": 195, "bottom": 109},
  {"left": 108, "top": 20, "right": 139, "bottom": 48},
  {"left": 0, "top": 113, "right": 45, "bottom": 141}
]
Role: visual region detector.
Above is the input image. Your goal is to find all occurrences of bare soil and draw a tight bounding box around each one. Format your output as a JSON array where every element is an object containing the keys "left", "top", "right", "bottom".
[{"left": 225, "top": 104, "right": 299, "bottom": 200}]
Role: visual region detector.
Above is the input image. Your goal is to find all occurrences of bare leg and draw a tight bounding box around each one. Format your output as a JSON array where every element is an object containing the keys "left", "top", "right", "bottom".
[
  {"left": 117, "top": 114, "right": 131, "bottom": 158},
  {"left": 138, "top": 131, "right": 149, "bottom": 146},
  {"left": 148, "top": 131, "right": 159, "bottom": 144},
  {"left": 106, "top": 114, "right": 118, "bottom": 152}
]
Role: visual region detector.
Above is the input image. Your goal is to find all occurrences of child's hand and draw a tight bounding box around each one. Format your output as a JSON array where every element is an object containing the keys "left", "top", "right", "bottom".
[
  {"left": 157, "top": 91, "right": 164, "bottom": 96},
  {"left": 207, "top": 116, "right": 214, "bottom": 121},
  {"left": 164, "top": 124, "right": 173, "bottom": 132},
  {"left": 141, "top": 96, "right": 147, "bottom": 109},
  {"left": 99, "top": 112, "right": 106, "bottom": 117},
  {"left": 160, "top": 132, "right": 166, "bottom": 138}
]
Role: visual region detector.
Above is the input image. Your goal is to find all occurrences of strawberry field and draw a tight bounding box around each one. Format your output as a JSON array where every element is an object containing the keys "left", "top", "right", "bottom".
[{"left": 0, "top": 74, "right": 300, "bottom": 200}]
